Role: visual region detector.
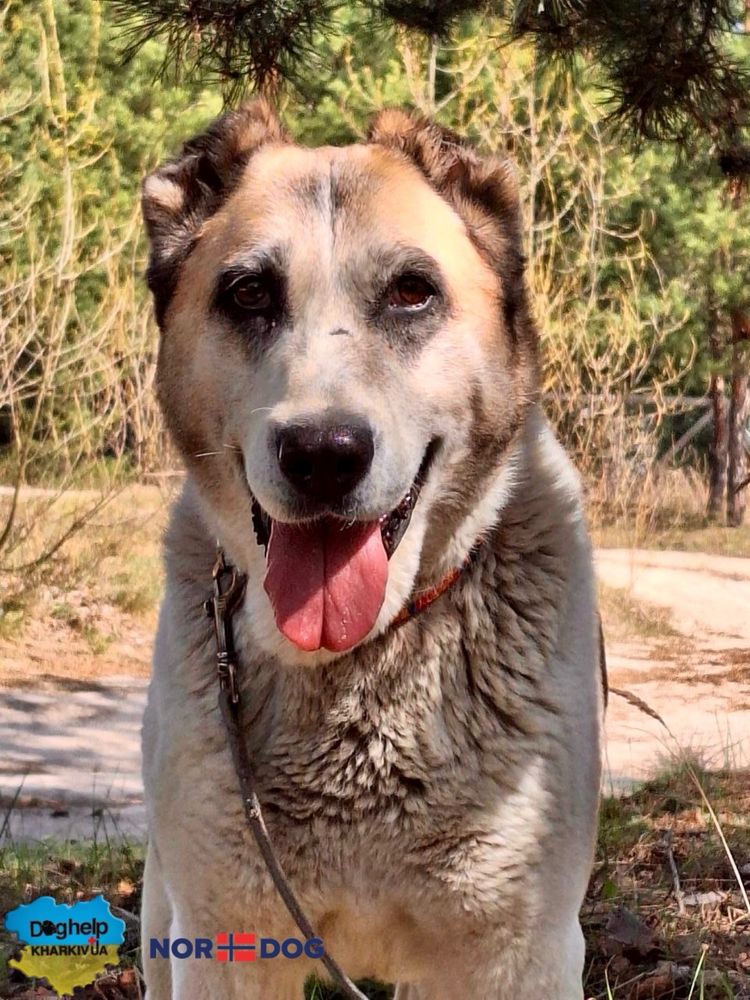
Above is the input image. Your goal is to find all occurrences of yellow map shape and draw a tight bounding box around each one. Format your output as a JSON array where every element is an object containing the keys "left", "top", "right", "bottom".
[{"left": 10, "top": 943, "right": 120, "bottom": 997}]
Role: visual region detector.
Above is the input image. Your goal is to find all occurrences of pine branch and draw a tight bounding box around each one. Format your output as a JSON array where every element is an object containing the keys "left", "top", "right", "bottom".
[
  {"left": 376, "top": 0, "right": 493, "bottom": 36},
  {"left": 110, "top": 0, "right": 340, "bottom": 99},
  {"left": 109, "top": 0, "right": 750, "bottom": 152},
  {"left": 505, "top": 1, "right": 750, "bottom": 144}
]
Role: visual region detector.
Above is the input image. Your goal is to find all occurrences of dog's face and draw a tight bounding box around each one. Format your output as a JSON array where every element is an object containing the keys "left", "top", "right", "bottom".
[{"left": 142, "top": 101, "right": 538, "bottom": 663}]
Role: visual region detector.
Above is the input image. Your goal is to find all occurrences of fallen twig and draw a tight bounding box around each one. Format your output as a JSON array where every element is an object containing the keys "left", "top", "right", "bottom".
[{"left": 663, "top": 829, "right": 686, "bottom": 915}]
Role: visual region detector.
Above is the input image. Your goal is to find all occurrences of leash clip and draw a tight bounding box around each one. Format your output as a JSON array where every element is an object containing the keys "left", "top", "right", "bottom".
[{"left": 205, "top": 550, "right": 247, "bottom": 705}]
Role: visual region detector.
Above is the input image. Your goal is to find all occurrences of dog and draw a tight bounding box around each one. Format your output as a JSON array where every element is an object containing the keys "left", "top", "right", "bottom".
[{"left": 139, "top": 99, "right": 603, "bottom": 999}]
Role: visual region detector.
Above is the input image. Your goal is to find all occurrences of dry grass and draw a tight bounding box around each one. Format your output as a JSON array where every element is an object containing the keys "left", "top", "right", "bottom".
[
  {"left": 596, "top": 521, "right": 750, "bottom": 560},
  {"left": 584, "top": 764, "right": 750, "bottom": 999},
  {"left": 0, "top": 484, "right": 171, "bottom": 686},
  {"left": 599, "top": 581, "right": 682, "bottom": 643},
  {"left": 1, "top": 475, "right": 746, "bottom": 688}
]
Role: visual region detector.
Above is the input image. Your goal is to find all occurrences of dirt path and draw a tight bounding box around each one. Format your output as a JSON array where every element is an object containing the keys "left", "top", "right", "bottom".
[
  {"left": 597, "top": 549, "right": 750, "bottom": 791},
  {"left": 1, "top": 548, "right": 748, "bottom": 840},
  {"left": 0, "top": 678, "right": 147, "bottom": 841},
  {"left": 597, "top": 548, "right": 750, "bottom": 645}
]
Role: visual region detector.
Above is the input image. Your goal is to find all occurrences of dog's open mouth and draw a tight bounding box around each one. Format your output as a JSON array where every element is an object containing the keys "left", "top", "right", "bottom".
[{"left": 249, "top": 441, "right": 437, "bottom": 654}]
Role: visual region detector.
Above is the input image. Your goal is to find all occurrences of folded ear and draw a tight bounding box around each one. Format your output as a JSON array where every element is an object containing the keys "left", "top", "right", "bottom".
[
  {"left": 142, "top": 98, "right": 287, "bottom": 326},
  {"left": 368, "top": 108, "right": 527, "bottom": 332}
]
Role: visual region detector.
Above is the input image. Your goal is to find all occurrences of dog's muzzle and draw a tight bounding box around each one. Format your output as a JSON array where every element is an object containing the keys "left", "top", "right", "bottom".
[{"left": 248, "top": 439, "right": 439, "bottom": 654}]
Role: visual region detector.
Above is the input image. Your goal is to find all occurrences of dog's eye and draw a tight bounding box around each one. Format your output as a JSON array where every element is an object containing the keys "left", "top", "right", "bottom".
[
  {"left": 231, "top": 276, "right": 272, "bottom": 311},
  {"left": 388, "top": 274, "right": 435, "bottom": 311}
]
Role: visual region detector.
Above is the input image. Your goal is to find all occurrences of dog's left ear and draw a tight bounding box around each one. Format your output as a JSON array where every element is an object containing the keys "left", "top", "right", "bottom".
[
  {"left": 369, "top": 109, "right": 527, "bottom": 329},
  {"left": 142, "top": 98, "right": 287, "bottom": 326}
]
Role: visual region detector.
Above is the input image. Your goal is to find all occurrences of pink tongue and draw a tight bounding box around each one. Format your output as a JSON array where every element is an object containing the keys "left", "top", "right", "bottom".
[{"left": 263, "top": 519, "right": 388, "bottom": 652}]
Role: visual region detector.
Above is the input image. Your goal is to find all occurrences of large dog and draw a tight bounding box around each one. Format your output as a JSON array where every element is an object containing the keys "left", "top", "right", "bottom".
[{"left": 140, "top": 100, "right": 602, "bottom": 999}]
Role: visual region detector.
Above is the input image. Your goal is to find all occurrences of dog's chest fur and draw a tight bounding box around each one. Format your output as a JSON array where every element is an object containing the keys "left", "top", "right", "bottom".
[{"left": 249, "top": 530, "right": 565, "bottom": 826}]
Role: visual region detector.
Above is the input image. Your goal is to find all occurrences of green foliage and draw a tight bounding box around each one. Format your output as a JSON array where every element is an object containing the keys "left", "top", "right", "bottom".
[
  {"left": 1, "top": 0, "right": 220, "bottom": 228},
  {"left": 615, "top": 143, "right": 750, "bottom": 390},
  {"left": 281, "top": 7, "right": 406, "bottom": 145}
]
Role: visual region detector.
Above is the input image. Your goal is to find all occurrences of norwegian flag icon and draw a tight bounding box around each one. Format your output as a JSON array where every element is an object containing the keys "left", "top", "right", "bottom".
[{"left": 215, "top": 932, "right": 256, "bottom": 962}]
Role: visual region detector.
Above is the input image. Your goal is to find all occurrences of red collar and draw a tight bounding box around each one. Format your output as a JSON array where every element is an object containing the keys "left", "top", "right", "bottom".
[{"left": 391, "top": 552, "right": 474, "bottom": 630}]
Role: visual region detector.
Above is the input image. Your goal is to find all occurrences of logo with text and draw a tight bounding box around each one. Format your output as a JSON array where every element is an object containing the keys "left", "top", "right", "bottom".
[
  {"left": 150, "top": 933, "right": 325, "bottom": 962},
  {"left": 4, "top": 895, "right": 125, "bottom": 996}
]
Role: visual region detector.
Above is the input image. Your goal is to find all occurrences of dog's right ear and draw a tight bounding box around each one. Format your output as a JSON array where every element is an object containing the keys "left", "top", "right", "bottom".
[{"left": 142, "top": 98, "right": 287, "bottom": 326}]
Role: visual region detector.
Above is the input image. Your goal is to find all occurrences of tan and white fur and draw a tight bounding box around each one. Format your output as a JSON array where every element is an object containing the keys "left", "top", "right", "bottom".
[{"left": 140, "top": 100, "right": 603, "bottom": 999}]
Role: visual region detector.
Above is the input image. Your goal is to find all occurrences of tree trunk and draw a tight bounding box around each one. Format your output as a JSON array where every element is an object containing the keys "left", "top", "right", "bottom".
[
  {"left": 707, "top": 303, "right": 728, "bottom": 519},
  {"left": 727, "top": 310, "right": 749, "bottom": 526},
  {"left": 708, "top": 374, "right": 728, "bottom": 520},
  {"left": 723, "top": 16, "right": 749, "bottom": 527}
]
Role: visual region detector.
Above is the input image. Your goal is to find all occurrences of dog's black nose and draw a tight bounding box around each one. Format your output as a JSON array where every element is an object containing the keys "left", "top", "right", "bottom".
[{"left": 276, "top": 420, "right": 374, "bottom": 502}]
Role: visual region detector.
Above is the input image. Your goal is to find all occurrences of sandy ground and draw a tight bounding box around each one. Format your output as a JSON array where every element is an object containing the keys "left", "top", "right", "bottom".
[
  {"left": 598, "top": 549, "right": 750, "bottom": 791},
  {"left": 1, "top": 548, "right": 748, "bottom": 841},
  {"left": 0, "top": 678, "right": 148, "bottom": 841}
]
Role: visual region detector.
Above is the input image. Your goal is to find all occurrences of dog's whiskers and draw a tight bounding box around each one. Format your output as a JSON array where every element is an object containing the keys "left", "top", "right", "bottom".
[{"left": 192, "top": 444, "right": 244, "bottom": 460}]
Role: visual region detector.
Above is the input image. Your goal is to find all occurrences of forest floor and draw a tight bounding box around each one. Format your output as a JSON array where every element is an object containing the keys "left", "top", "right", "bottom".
[{"left": 1, "top": 488, "right": 749, "bottom": 997}]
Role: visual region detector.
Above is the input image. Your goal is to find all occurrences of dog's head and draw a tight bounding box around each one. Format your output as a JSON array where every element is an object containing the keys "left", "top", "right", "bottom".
[{"left": 142, "top": 100, "right": 538, "bottom": 663}]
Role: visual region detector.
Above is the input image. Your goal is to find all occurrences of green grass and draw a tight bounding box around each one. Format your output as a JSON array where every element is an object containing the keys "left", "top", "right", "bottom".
[
  {"left": 82, "top": 624, "right": 115, "bottom": 655},
  {"left": 108, "top": 553, "right": 164, "bottom": 616},
  {"left": 0, "top": 454, "right": 143, "bottom": 493},
  {"left": 0, "top": 592, "right": 31, "bottom": 642},
  {"left": 50, "top": 601, "right": 78, "bottom": 625},
  {"left": 0, "top": 839, "right": 144, "bottom": 907},
  {"left": 0, "top": 837, "right": 145, "bottom": 997}
]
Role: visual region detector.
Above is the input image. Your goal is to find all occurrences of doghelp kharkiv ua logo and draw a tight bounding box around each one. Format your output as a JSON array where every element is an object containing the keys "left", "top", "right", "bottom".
[{"left": 4, "top": 894, "right": 125, "bottom": 996}]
